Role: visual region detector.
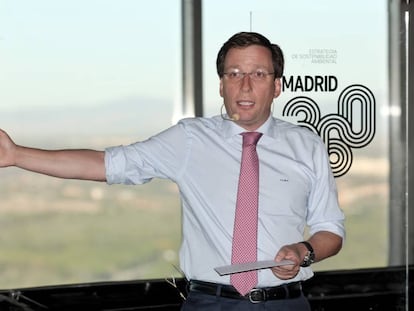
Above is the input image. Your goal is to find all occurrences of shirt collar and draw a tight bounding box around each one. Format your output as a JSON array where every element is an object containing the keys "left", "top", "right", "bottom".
[{"left": 221, "top": 115, "right": 276, "bottom": 139}]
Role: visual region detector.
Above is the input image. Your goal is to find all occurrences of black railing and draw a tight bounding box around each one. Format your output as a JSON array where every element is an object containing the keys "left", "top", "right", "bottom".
[{"left": 0, "top": 265, "right": 411, "bottom": 311}]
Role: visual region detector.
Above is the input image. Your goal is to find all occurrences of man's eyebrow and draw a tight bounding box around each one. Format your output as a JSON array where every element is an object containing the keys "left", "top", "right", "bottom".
[{"left": 224, "top": 66, "right": 270, "bottom": 71}]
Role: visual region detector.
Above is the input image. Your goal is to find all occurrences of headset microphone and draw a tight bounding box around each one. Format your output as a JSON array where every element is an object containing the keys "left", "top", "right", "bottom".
[{"left": 220, "top": 104, "right": 240, "bottom": 122}]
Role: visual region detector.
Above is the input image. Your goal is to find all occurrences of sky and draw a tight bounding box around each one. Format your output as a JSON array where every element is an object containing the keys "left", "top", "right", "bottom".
[
  {"left": 0, "top": 0, "right": 387, "bottom": 119},
  {"left": 0, "top": 0, "right": 180, "bottom": 110}
]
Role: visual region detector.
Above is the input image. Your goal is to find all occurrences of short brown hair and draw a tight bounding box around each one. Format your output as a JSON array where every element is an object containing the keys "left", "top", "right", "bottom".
[{"left": 216, "top": 32, "right": 284, "bottom": 79}]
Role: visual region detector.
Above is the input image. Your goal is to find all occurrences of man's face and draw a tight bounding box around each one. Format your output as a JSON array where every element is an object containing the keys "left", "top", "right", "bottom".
[{"left": 220, "top": 45, "right": 281, "bottom": 131}]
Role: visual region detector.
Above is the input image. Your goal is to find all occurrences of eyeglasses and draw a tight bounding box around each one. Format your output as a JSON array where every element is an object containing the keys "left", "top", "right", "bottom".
[{"left": 222, "top": 70, "right": 275, "bottom": 82}]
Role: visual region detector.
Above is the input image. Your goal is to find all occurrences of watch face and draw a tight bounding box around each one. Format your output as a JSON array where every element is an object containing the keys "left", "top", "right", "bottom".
[
  {"left": 300, "top": 241, "right": 315, "bottom": 267},
  {"left": 310, "top": 252, "right": 315, "bottom": 261}
]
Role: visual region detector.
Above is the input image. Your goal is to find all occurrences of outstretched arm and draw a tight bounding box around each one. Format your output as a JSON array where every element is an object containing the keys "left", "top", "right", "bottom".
[{"left": 0, "top": 129, "right": 106, "bottom": 181}]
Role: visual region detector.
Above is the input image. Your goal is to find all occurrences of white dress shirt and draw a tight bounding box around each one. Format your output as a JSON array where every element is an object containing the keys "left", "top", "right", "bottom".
[{"left": 105, "top": 115, "right": 345, "bottom": 287}]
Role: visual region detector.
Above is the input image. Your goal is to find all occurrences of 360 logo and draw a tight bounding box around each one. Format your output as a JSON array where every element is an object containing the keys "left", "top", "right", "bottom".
[{"left": 282, "top": 84, "right": 376, "bottom": 177}]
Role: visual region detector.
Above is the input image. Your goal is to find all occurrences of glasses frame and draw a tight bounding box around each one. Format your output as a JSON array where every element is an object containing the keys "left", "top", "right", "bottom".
[{"left": 222, "top": 70, "right": 275, "bottom": 82}]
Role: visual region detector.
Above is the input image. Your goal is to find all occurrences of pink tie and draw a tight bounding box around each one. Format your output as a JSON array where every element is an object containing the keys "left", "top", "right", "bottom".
[{"left": 231, "top": 131, "right": 262, "bottom": 296}]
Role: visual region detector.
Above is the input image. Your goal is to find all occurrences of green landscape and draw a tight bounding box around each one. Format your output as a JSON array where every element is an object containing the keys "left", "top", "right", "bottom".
[{"left": 0, "top": 155, "right": 388, "bottom": 289}]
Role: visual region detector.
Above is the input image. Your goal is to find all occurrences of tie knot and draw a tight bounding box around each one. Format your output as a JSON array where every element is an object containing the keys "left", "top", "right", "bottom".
[{"left": 241, "top": 132, "right": 262, "bottom": 147}]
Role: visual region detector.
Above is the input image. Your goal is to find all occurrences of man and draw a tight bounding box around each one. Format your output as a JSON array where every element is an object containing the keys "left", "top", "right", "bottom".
[{"left": 0, "top": 32, "right": 345, "bottom": 310}]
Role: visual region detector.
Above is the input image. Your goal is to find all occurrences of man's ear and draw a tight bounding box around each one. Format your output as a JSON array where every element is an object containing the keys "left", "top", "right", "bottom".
[
  {"left": 274, "top": 78, "right": 282, "bottom": 98},
  {"left": 219, "top": 79, "right": 224, "bottom": 97}
]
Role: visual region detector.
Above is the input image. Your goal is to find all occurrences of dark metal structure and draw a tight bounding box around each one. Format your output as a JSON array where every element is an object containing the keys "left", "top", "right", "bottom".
[
  {"left": 0, "top": 266, "right": 411, "bottom": 310},
  {"left": 388, "top": 0, "right": 414, "bottom": 268}
]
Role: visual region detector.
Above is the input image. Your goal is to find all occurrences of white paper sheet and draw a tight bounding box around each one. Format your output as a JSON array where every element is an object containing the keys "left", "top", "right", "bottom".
[{"left": 214, "top": 259, "right": 295, "bottom": 276}]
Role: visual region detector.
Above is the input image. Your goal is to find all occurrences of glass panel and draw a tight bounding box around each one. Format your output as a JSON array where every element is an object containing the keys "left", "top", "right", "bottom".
[
  {"left": 0, "top": 0, "right": 181, "bottom": 288},
  {"left": 203, "top": 0, "right": 389, "bottom": 270}
]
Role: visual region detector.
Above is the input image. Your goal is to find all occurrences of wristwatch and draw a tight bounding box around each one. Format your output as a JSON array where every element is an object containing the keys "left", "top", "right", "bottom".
[{"left": 299, "top": 241, "right": 315, "bottom": 267}]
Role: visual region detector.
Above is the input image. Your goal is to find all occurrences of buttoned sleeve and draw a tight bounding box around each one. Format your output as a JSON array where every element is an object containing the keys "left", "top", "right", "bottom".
[
  {"left": 306, "top": 138, "right": 345, "bottom": 239},
  {"left": 105, "top": 122, "right": 190, "bottom": 185}
]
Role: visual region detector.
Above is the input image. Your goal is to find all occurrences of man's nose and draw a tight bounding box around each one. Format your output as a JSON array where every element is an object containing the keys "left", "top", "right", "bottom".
[{"left": 241, "top": 73, "right": 253, "bottom": 91}]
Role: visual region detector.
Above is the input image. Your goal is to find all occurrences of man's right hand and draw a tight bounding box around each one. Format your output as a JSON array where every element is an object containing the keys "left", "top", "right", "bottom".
[{"left": 0, "top": 129, "right": 17, "bottom": 167}]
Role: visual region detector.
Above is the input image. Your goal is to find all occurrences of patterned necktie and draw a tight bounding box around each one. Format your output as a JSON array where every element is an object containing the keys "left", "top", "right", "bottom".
[{"left": 231, "top": 131, "right": 262, "bottom": 296}]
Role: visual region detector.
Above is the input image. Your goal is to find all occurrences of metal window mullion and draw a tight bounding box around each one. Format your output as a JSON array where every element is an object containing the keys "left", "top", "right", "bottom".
[{"left": 181, "top": 0, "right": 203, "bottom": 118}]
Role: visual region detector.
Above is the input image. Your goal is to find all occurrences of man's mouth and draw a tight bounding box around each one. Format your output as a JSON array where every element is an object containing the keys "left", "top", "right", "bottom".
[{"left": 237, "top": 101, "right": 254, "bottom": 107}]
